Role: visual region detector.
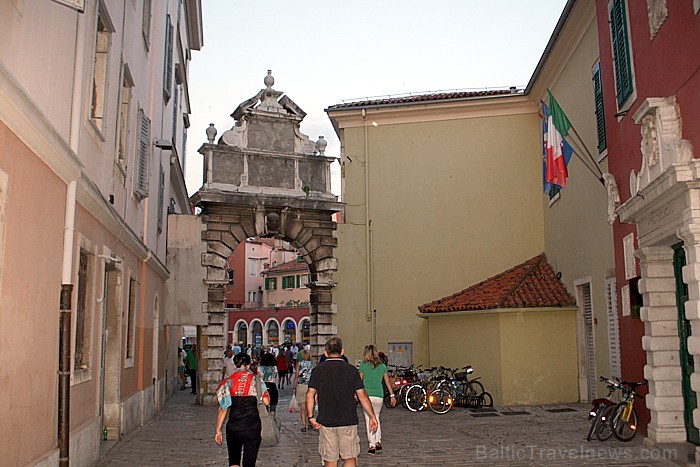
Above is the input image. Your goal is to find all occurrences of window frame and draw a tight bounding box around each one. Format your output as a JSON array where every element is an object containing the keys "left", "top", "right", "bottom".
[
  {"left": 142, "top": 0, "right": 152, "bottom": 50},
  {"left": 116, "top": 64, "right": 134, "bottom": 177},
  {"left": 125, "top": 276, "right": 138, "bottom": 367},
  {"left": 88, "top": 3, "right": 114, "bottom": 136}
]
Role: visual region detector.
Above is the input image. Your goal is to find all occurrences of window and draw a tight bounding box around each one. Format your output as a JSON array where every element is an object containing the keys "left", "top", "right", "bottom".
[
  {"left": 300, "top": 274, "right": 309, "bottom": 288},
  {"left": 75, "top": 250, "right": 93, "bottom": 371},
  {"left": 126, "top": 277, "right": 137, "bottom": 361},
  {"left": 248, "top": 258, "right": 257, "bottom": 276},
  {"left": 163, "top": 14, "right": 173, "bottom": 100},
  {"left": 282, "top": 275, "right": 296, "bottom": 289},
  {"left": 227, "top": 269, "right": 234, "bottom": 285},
  {"left": 116, "top": 65, "right": 133, "bottom": 172},
  {"left": 134, "top": 108, "right": 150, "bottom": 199},
  {"left": 592, "top": 62, "right": 607, "bottom": 154},
  {"left": 265, "top": 277, "right": 277, "bottom": 290},
  {"left": 171, "top": 85, "right": 179, "bottom": 147},
  {"left": 142, "top": 0, "right": 151, "bottom": 49},
  {"left": 90, "top": 6, "right": 113, "bottom": 132},
  {"left": 609, "top": 0, "right": 634, "bottom": 107}
]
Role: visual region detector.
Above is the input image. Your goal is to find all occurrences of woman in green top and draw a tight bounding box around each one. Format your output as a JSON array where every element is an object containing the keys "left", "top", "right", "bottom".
[{"left": 358, "top": 344, "right": 396, "bottom": 456}]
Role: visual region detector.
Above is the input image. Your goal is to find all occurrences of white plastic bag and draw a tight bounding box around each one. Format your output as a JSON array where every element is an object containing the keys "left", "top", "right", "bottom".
[{"left": 288, "top": 394, "right": 300, "bottom": 413}]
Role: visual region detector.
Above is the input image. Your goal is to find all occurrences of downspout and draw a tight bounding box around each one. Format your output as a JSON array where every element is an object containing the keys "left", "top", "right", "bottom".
[
  {"left": 362, "top": 109, "right": 375, "bottom": 345},
  {"left": 59, "top": 7, "right": 86, "bottom": 466}
]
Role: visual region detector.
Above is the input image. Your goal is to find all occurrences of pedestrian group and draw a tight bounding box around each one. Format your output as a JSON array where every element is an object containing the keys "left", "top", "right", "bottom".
[{"left": 213, "top": 336, "right": 396, "bottom": 467}]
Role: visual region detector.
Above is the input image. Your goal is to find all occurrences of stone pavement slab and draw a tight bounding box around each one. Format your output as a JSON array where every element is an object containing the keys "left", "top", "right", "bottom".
[{"left": 98, "top": 387, "right": 683, "bottom": 466}]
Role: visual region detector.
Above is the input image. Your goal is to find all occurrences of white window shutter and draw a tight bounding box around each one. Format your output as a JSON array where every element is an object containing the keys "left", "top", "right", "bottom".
[{"left": 606, "top": 276, "right": 622, "bottom": 379}]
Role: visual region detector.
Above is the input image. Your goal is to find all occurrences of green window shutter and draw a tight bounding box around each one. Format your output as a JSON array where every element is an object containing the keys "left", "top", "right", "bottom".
[
  {"left": 296, "top": 275, "right": 301, "bottom": 288},
  {"left": 157, "top": 165, "right": 165, "bottom": 233},
  {"left": 610, "top": 0, "right": 633, "bottom": 106},
  {"left": 265, "top": 278, "right": 270, "bottom": 290},
  {"left": 592, "top": 63, "right": 607, "bottom": 152},
  {"left": 281, "top": 276, "right": 287, "bottom": 289}
]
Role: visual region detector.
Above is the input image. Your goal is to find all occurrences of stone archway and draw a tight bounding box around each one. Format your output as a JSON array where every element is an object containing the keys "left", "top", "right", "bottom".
[{"left": 189, "top": 71, "right": 342, "bottom": 404}]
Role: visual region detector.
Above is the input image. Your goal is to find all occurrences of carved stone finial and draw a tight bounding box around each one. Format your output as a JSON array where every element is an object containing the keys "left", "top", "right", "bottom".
[
  {"left": 316, "top": 136, "right": 327, "bottom": 155},
  {"left": 206, "top": 123, "right": 217, "bottom": 144},
  {"left": 264, "top": 70, "right": 274, "bottom": 90}
]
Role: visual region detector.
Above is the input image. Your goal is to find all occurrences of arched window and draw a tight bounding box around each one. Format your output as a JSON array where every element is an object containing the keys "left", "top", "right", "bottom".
[
  {"left": 283, "top": 320, "right": 296, "bottom": 344},
  {"left": 301, "top": 319, "right": 310, "bottom": 345},
  {"left": 267, "top": 321, "right": 279, "bottom": 347},
  {"left": 251, "top": 321, "right": 263, "bottom": 348},
  {"left": 237, "top": 322, "right": 248, "bottom": 347}
]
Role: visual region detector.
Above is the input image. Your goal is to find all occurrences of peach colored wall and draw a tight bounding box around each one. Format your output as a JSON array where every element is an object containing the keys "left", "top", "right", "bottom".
[{"left": 0, "top": 122, "right": 65, "bottom": 465}]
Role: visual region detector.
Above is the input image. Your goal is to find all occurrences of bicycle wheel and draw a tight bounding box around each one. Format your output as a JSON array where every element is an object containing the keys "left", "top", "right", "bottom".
[
  {"left": 612, "top": 403, "right": 638, "bottom": 442},
  {"left": 428, "top": 389, "right": 453, "bottom": 414},
  {"left": 404, "top": 384, "right": 426, "bottom": 412},
  {"left": 477, "top": 391, "right": 493, "bottom": 408},
  {"left": 596, "top": 404, "right": 615, "bottom": 441},
  {"left": 587, "top": 406, "right": 604, "bottom": 442},
  {"left": 470, "top": 381, "right": 485, "bottom": 395}
]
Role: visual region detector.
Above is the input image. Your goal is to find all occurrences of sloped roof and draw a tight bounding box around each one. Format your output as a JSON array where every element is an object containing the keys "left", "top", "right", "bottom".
[
  {"left": 326, "top": 89, "right": 519, "bottom": 110},
  {"left": 263, "top": 259, "right": 309, "bottom": 275},
  {"left": 419, "top": 253, "right": 576, "bottom": 314}
]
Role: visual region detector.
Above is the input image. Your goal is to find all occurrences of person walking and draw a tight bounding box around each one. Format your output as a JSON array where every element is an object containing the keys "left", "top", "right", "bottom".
[
  {"left": 178, "top": 347, "right": 187, "bottom": 390},
  {"left": 307, "top": 337, "right": 378, "bottom": 467},
  {"left": 257, "top": 352, "right": 279, "bottom": 416},
  {"left": 215, "top": 352, "right": 270, "bottom": 467},
  {"left": 276, "top": 350, "right": 288, "bottom": 390},
  {"left": 223, "top": 349, "right": 236, "bottom": 379},
  {"left": 358, "top": 345, "right": 396, "bottom": 455},
  {"left": 285, "top": 345, "right": 295, "bottom": 385},
  {"left": 186, "top": 345, "right": 197, "bottom": 395},
  {"left": 292, "top": 348, "right": 315, "bottom": 432}
]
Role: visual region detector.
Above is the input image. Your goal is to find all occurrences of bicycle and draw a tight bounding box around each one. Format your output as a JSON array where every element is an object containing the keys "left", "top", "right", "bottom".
[
  {"left": 441, "top": 366, "right": 493, "bottom": 409},
  {"left": 604, "top": 379, "right": 648, "bottom": 442},
  {"left": 586, "top": 376, "right": 620, "bottom": 442}
]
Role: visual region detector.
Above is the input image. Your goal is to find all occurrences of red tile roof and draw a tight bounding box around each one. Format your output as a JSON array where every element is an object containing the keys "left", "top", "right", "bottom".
[
  {"left": 263, "top": 259, "right": 309, "bottom": 275},
  {"left": 419, "top": 253, "right": 576, "bottom": 314},
  {"left": 327, "top": 89, "right": 520, "bottom": 110}
]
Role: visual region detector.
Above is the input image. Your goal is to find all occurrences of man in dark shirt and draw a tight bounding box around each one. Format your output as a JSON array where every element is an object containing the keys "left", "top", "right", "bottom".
[{"left": 307, "top": 336, "right": 378, "bottom": 467}]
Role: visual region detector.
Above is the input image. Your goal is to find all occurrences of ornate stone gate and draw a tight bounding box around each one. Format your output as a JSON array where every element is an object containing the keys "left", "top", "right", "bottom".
[{"left": 190, "top": 72, "right": 342, "bottom": 404}]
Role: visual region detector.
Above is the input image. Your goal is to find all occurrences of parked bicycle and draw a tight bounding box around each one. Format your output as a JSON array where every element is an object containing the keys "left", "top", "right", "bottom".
[
  {"left": 438, "top": 366, "right": 493, "bottom": 409},
  {"left": 586, "top": 376, "right": 621, "bottom": 442},
  {"left": 600, "top": 378, "right": 648, "bottom": 442}
]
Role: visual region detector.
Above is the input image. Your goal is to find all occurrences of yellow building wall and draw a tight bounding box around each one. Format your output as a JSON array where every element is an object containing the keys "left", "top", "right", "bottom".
[
  {"left": 426, "top": 309, "right": 578, "bottom": 406},
  {"left": 529, "top": 0, "right": 616, "bottom": 399},
  {"left": 335, "top": 111, "right": 545, "bottom": 364}
]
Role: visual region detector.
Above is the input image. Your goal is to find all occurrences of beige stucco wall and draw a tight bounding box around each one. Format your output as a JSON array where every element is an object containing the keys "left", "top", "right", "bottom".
[
  {"left": 333, "top": 107, "right": 545, "bottom": 364},
  {"left": 0, "top": 121, "right": 66, "bottom": 466},
  {"left": 529, "top": 0, "right": 615, "bottom": 399},
  {"left": 426, "top": 309, "right": 578, "bottom": 406}
]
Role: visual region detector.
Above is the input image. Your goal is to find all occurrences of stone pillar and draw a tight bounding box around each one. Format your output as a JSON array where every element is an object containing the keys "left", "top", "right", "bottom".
[
  {"left": 198, "top": 213, "right": 243, "bottom": 405},
  {"left": 309, "top": 284, "right": 337, "bottom": 359},
  {"left": 637, "top": 246, "right": 686, "bottom": 443},
  {"left": 678, "top": 224, "right": 700, "bottom": 455}
]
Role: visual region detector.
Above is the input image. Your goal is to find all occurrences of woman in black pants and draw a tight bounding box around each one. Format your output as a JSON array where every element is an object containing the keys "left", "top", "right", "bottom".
[{"left": 215, "top": 353, "right": 270, "bottom": 467}]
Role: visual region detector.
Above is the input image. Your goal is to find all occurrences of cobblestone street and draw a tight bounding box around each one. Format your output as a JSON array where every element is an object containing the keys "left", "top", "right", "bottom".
[{"left": 97, "top": 386, "right": 687, "bottom": 466}]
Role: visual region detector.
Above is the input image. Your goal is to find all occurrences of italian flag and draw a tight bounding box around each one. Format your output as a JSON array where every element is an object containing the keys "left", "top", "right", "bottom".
[{"left": 545, "top": 90, "right": 572, "bottom": 188}]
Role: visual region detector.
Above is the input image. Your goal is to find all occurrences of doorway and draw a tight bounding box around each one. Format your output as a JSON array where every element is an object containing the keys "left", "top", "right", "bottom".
[{"left": 100, "top": 266, "right": 122, "bottom": 439}]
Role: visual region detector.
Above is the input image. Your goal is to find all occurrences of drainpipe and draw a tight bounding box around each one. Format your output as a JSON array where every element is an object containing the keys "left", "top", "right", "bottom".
[
  {"left": 362, "top": 109, "right": 375, "bottom": 345},
  {"left": 59, "top": 6, "right": 86, "bottom": 464}
]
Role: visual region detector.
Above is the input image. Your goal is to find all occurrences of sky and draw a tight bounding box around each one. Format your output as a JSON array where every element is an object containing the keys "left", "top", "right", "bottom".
[{"left": 184, "top": 0, "right": 569, "bottom": 196}]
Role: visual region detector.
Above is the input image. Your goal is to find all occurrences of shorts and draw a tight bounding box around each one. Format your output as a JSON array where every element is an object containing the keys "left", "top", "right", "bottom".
[
  {"left": 296, "top": 383, "right": 309, "bottom": 400},
  {"left": 318, "top": 425, "right": 360, "bottom": 462}
]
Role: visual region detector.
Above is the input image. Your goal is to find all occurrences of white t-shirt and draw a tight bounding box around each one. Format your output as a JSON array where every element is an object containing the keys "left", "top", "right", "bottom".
[{"left": 223, "top": 356, "right": 236, "bottom": 378}]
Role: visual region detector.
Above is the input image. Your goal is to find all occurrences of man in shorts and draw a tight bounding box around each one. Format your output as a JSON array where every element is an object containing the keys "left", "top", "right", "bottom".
[{"left": 307, "top": 336, "right": 378, "bottom": 467}]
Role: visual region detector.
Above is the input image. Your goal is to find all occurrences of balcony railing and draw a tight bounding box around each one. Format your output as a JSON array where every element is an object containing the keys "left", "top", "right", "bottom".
[{"left": 227, "top": 300, "right": 310, "bottom": 311}]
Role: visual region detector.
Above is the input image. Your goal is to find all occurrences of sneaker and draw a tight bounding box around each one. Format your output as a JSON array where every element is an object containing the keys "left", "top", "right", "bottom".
[
  {"left": 368, "top": 447, "right": 376, "bottom": 456},
  {"left": 375, "top": 443, "right": 382, "bottom": 453}
]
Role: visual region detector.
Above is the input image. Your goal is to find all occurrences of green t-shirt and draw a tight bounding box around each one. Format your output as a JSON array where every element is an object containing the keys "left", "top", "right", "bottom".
[{"left": 358, "top": 362, "right": 387, "bottom": 398}]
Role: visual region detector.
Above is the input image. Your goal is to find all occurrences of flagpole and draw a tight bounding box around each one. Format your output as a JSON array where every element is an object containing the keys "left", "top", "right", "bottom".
[
  {"left": 566, "top": 137, "right": 606, "bottom": 184},
  {"left": 567, "top": 125, "right": 604, "bottom": 180}
]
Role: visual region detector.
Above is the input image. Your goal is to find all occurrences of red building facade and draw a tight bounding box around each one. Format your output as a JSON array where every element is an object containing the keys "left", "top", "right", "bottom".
[{"left": 594, "top": 0, "right": 700, "bottom": 446}]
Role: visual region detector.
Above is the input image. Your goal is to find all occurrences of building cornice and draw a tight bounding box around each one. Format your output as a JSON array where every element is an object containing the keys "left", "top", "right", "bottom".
[
  {"left": 327, "top": 94, "right": 537, "bottom": 130},
  {"left": 0, "top": 61, "right": 81, "bottom": 183}
]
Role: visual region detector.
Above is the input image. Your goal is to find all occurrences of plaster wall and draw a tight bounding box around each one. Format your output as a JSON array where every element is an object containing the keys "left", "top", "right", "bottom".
[
  {"left": 335, "top": 111, "right": 544, "bottom": 364},
  {"left": 531, "top": 1, "right": 616, "bottom": 399},
  {"left": 427, "top": 309, "right": 578, "bottom": 406},
  {"left": 0, "top": 122, "right": 65, "bottom": 466}
]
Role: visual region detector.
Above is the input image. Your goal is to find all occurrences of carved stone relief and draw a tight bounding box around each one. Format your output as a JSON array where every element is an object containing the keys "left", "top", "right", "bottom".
[
  {"left": 646, "top": 0, "right": 668, "bottom": 39},
  {"left": 602, "top": 173, "right": 621, "bottom": 225}
]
